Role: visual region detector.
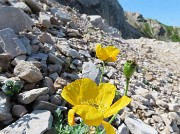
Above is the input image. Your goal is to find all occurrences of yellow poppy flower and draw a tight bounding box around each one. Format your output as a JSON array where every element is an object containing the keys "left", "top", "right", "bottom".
[
  {"left": 96, "top": 44, "right": 120, "bottom": 62},
  {"left": 61, "top": 78, "right": 131, "bottom": 134}
]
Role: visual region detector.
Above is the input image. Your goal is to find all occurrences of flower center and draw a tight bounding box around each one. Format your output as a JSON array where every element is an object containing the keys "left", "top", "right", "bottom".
[{"left": 81, "top": 99, "right": 105, "bottom": 113}]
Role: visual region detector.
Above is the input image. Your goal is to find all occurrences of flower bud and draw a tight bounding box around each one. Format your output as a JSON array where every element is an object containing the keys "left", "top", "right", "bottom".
[{"left": 123, "top": 60, "right": 137, "bottom": 79}]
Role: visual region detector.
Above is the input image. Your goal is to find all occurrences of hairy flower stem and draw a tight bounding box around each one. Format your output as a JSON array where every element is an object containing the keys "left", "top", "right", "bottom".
[
  {"left": 124, "top": 78, "right": 130, "bottom": 96},
  {"left": 99, "top": 62, "right": 105, "bottom": 83}
]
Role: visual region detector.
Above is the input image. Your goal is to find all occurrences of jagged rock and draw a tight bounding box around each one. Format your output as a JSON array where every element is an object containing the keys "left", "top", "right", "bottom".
[
  {"left": 19, "top": 36, "right": 32, "bottom": 55},
  {"left": 0, "top": 53, "right": 11, "bottom": 71},
  {"left": 88, "top": 15, "right": 121, "bottom": 37},
  {"left": 0, "top": 7, "right": 33, "bottom": 33},
  {"left": 0, "top": 110, "right": 53, "bottom": 134},
  {"left": 18, "top": 87, "right": 49, "bottom": 104},
  {"left": 39, "top": 32, "right": 54, "bottom": 44},
  {"left": 81, "top": 62, "right": 103, "bottom": 84},
  {"left": 51, "top": 8, "right": 71, "bottom": 22},
  {"left": 125, "top": 116, "right": 158, "bottom": 134},
  {"left": 12, "top": 105, "right": 28, "bottom": 117},
  {"left": 33, "top": 101, "right": 58, "bottom": 113},
  {"left": 56, "top": 42, "right": 80, "bottom": 58},
  {"left": 0, "top": 28, "right": 27, "bottom": 58},
  {"left": 14, "top": 60, "right": 43, "bottom": 83},
  {"left": 39, "top": 12, "right": 52, "bottom": 28},
  {"left": 0, "top": 91, "right": 12, "bottom": 123}
]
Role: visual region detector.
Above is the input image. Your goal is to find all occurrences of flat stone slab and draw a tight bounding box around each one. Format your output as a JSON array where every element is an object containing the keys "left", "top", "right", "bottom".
[{"left": 0, "top": 110, "right": 53, "bottom": 134}]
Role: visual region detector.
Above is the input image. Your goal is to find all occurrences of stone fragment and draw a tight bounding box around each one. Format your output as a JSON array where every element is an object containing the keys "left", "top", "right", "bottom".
[
  {"left": 19, "top": 36, "right": 31, "bottom": 55},
  {"left": 12, "top": 105, "right": 28, "bottom": 117},
  {"left": 48, "top": 53, "right": 64, "bottom": 64},
  {"left": 39, "top": 32, "right": 54, "bottom": 44},
  {"left": 117, "top": 123, "right": 129, "bottom": 134},
  {"left": 31, "top": 53, "right": 48, "bottom": 60},
  {"left": 33, "top": 101, "right": 58, "bottom": 113},
  {"left": 168, "top": 112, "right": 180, "bottom": 124},
  {"left": 39, "top": 12, "right": 52, "bottom": 28},
  {"left": 0, "top": 110, "right": 53, "bottom": 134},
  {"left": 43, "top": 77, "right": 55, "bottom": 94},
  {"left": 81, "top": 62, "right": 103, "bottom": 84},
  {"left": 0, "top": 28, "right": 27, "bottom": 58},
  {"left": 56, "top": 43, "right": 80, "bottom": 58},
  {"left": 125, "top": 116, "right": 158, "bottom": 134},
  {"left": 18, "top": 87, "right": 49, "bottom": 104},
  {"left": 52, "top": 8, "right": 71, "bottom": 22},
  {"left": 49, "top": 72, "right": 59, "bottom": 81},
  {"left": 168, "top": 103, "right": 180, "bottom": 112},
  {"left": 54, "top": 77, "right": 69, "bottom": 90},
  {"left": 0, "top": 7, "right": 33, "bottom": 33},
  {"left": 14, "top": 60, "right": 43, "bottom": 83},
  {"left": 0, "top": 53, "right": 11, "bottom": 71},
  {"left": 11, "top": 55, "right": 26, "bottom": 66},
  {"left": 50, "top": 95, "right": 62, "bottom": 105},
  {"left": 24, "top": 0, "right": 42, "bottom": 13},
  {"left": 0, "top": 91, "right": 12, "bottom": 123},
  {"left": 79, "top": 50, "right": 91, "bottom": 58},
  {"left": 36, "top": 94, "right": 50, "bottom": 102}
]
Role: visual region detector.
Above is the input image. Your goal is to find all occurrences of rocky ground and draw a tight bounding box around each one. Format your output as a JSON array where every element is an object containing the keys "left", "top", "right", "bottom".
[{"left": 0, "top": 0, "right": 179, "bottom": 134}]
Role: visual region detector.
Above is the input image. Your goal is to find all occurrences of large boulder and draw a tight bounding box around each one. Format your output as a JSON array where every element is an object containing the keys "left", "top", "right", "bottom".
[{"left": 0, "top": 6, "right": 33, "bottom": 33}]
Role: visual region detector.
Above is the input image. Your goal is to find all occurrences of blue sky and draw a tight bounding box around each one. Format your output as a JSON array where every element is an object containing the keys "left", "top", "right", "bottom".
[{"left": 119, "top": 0, "right": 180, "bottom": 26}]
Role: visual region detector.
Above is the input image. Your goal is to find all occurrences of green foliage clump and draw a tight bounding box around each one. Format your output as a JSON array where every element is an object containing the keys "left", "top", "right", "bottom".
[
  {"left": 53, "top": 109, "right": 89, "bottom": 134},
  {"left": 1, "top": 80, "right": 21, "bottom": 96},
  {"left": 142, "top": 22, "right": 153, "bottom": 38}
]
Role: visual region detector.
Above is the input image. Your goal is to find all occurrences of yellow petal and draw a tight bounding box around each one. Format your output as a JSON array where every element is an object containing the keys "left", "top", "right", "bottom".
[
  {"left": 105, "top": 46, "right": 120, "bottom": 62},
  {"left": 102, "top": 120, "right": 116, "bottom": 134},
  {"left": 73, "top": 105, "right": 103, "bottom": 126},
  {"left": 61, "top": 78, "right": 98, "bottom": 106},
  {"left": 96, "top": 44, "right": 109, "bottom": 61},
  {"left": 68, "top": 109, "right": 75, "bottom": 126},
  {"left": 96, "top": 83, "right": 116, "bottom": 111},
  {"left": 104, "top": 96, "right": 131, "bottom": 118}
]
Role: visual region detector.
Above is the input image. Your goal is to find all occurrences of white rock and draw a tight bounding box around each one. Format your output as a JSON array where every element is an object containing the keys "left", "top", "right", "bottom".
[
  {"left": 39, "top": 12, "right": 52, "bottom": 28},
  {"left": 18, "top": 87, "right": 49, "bottom": 104},
  {"left": 0, "top": 110, "right": 53, "bottom": 134},
  {"left": 125, "top": 116, "right": 158, "bottom": 134}
]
